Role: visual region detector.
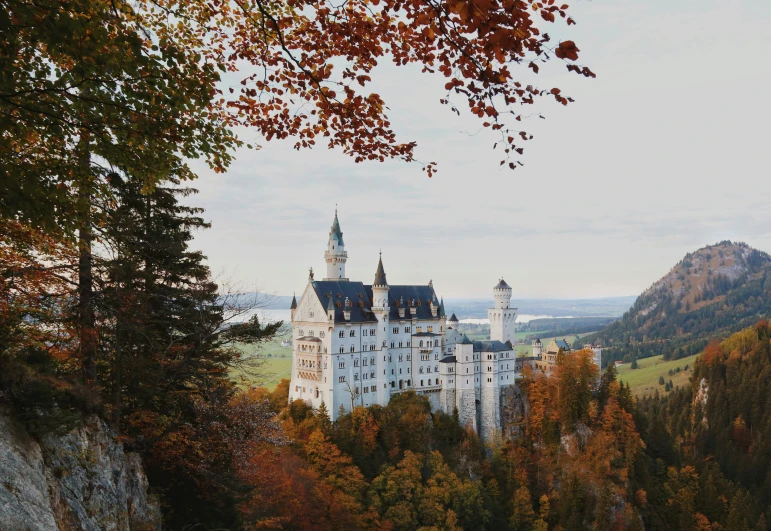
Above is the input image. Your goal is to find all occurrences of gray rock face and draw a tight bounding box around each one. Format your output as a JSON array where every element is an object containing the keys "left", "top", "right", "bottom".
[
  {"left": 0, "top": 407, "right": 161, "bottom": 531},
  {"left": 500, "top": 385, "right": 528, "bottom": 440}
]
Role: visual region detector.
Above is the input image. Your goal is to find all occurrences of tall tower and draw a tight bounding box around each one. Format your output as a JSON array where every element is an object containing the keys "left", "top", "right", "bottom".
[
  {"left": 488, "top": 278, "right": 518, "bottom": 345},
  {"left": 324, "top": 209, "right": 348, "bottom": 281},
  {"left": 372, "top": 253, "right": 391, "bottom": 405}
]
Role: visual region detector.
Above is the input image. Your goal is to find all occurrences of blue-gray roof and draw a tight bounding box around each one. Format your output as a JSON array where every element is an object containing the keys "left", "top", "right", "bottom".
[
  {"left": 473, "top": 340, "right": 511, "bottom": 352},
  {"left": 556, "top": 339, "right": 571, "bottom": 350},
  {"left": 290, "top": 294, "right": 297, "bottom": 310},
  {"left": 494, "top": 278, "right": 511, "bottom": 289},
  {"left": 311, "top": 281, "right": 440, "bottom": 324},
  {"left": 330, "top": 211, "right": 344, "bottom": 246},
  {"left": 448, "top": 313, "right": 459, "bottom": 322},
  {"left": 440, "top": 356, "right": 457, "bottom": 363}
]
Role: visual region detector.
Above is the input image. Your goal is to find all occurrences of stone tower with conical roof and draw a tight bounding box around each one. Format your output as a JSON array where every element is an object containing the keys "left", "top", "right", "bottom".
[
  {"left": 324, "top": 209, "right": 348, "bottom": 280},
  {"left": 488, "top": 278, "right": 518, "bottom": 345}
]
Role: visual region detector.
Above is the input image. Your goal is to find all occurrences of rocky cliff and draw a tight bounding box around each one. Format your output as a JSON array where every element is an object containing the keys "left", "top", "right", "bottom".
[{"left": 0, "top": 406, "right": 161, "bottom": 531}]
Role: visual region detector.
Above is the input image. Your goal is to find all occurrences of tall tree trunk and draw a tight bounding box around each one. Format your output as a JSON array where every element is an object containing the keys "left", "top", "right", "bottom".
[{"left": 77, "top": 131, "right": 98, "bottom": 410}]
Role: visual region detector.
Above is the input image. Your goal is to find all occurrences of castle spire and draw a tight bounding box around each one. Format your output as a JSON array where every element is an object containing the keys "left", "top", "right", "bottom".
[
  {"left": 324, "top": 208, "right": 348, "bottom": 280},
  {"left": 373, "top": 252, "right": 388, "bottom": 287},
  {"left": 290, "top": 293, "right": 297, "bottom": 310}
]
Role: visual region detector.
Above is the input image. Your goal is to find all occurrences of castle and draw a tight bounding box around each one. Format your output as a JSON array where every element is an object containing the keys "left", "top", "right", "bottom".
[{"left": 288, "top": 211, "right": 532, "bottom": 439}]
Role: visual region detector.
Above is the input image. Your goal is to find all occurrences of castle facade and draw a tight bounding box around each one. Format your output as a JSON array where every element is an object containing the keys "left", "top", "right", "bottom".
[{"left": 287, "top": 211, "right": 530, "bottom": 439}]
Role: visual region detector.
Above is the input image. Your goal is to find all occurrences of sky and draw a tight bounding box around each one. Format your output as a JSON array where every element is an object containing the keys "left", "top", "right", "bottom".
[{"left": 187, "top": 0, "right": 771, "bottom": 300}]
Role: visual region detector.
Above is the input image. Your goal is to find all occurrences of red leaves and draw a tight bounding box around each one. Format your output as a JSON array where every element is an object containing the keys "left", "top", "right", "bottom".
[{"left": 555, "top": 40, "right": 580, "bottom": 61}]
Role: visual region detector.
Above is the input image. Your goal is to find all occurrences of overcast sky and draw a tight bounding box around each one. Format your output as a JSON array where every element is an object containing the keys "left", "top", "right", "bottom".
[{"left": 188, "top": 0, "right": 771, "bottom": 300}]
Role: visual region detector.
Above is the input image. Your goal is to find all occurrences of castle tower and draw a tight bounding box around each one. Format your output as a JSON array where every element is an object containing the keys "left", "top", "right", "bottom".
[
  {"left": 488, "top": 278, "right": 518, "bottom": 345},
  {"left": 455, "top": 334, "right": 478, "bottom": 432},
  {"left": 532, "top": 338, "right": 542, "bottom": 358},
  {"left": 372, "top": 252, "right": 389, "bottom": 309},
  {"left": 372, "top": 253, "right": 391, "bottom": 405},
  {"left": 324, "top": 209, "right": 348, "bottom": 281},
  {"left": 290, "top": 293, "right": 297, "bottom": 320}
]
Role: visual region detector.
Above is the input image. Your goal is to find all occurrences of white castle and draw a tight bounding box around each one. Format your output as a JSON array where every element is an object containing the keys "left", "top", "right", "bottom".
[{"left": 287, "top": 211, "right": 535, "bottom": 439}]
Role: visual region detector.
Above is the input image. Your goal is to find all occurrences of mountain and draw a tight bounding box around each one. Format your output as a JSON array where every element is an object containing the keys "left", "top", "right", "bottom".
[{"left": 585, "top": 241, "right": 771, "bottom": 364}]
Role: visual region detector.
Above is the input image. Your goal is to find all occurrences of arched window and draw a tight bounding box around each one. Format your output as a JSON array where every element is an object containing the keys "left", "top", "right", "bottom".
[
  {"left": 434, "top": 339, "right": 439, "bottom": 346},
  {"left": 435, "top": 378, "right": 439, "bottom": 385},
  {"left": 434, "top": 366, "right": 439, "bottom": 373},
  {"left": 339, "top": 346, "right": 344, "bottom": 353},
  {"left": 350, "top": 330, "right": 355, "bottom": 337},
  {"left": 339, "top": 330, "right": 344, "bottom": 338},
  {"left": 426, "top": 366, "right": 431, "bottom": 373},
  {"left": 419, "top": 367, "right": 424, "bottom": 373},
  {"left": 419, "top": 340, "right": 423, "bottom": 347},
  {"left": 350, "top": 345, "right": 355, "bottom": 353},
  {"left": 354, "top": 359, "right": 359, "bottom": 367},
  {"left": 370, "top": 357, "right": 375, "bottom": 365}
]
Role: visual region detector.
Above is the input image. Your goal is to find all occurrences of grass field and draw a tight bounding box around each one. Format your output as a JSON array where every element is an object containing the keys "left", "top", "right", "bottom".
[
  {"left": 231, "top": 335, "right": 293, "bottom": 391},
  {"left": 617, "top": 353, "right": 700, "bottom": 397}
]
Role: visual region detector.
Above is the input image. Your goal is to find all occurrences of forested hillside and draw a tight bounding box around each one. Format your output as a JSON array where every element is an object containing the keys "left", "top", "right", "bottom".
[
  {"left": 584, "top": 242, "right": 771, "bottom": 365},
  {"left": 636, "top": 321, "right": 771, "bottom": 529}
]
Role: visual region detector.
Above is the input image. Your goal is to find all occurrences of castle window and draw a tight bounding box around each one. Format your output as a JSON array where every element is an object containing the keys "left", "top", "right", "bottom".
[
  {"left": 399, "top": 342, "right": 403, "bottom": 348},
  {"left": 339, "top": 347, "right": 344, "bottom": 353},
  {"left": 416, "top": 327, "right": 422, "bottom": 333},
  {"left": 419, "top": 340, "right": 423, "bottom": 347},
  {"left": 371, "top": 371, "right": 375, "bottom": 378},
  {"left": 339, "top": 376, "right": 345, "bottom": 382},
  {"left": 427, "top": 367, "right": 431, "bottom": 373},
  {"left": 371, "top": 344, "right": 375, "bottom": 351},
  {"left": 404, "top": 327, "right": 411, "bottom": 333},
  {"left": 393, "top": 327, "right": 399, "bottom": 334},
  {"left": 420, "top": 380, "right": 424, "bottom": 386},
  {"left": 434, "top": 366, "right": 438, "bottom": 372},
  {"left": 407, "top": 354, "right": 411, "bottom": 361},
  {"left": 371, "top": 328, "right": 376, "bottom": 335},
  {"left": 354, "top": 359, "right": 359, "bottom": 367},
  {"left": 419, "top": 367, "right": 424, "bottom": 374},
  {"left": 407, "top": 341, "right": 410, "bottom": 347},
  {"left": 391, "top": 342, "right": 395, "bottom": 348},
  {"left": 350, "top": 346, "right": 355, "bottom": 353},
  {"left": 371, "top": 357, "right": 375, "bottom": 365},
  {"left": 299, "top": 329, "right": 304, "bottom": 335},
  {"left": 363, "top": 357, "right": 368, "bottom": 366},
  {"left": 350, "top": 330, "right": 355, "bottom": 337},
  {"left": 399, "top": 355, "right": 403, "bottom": 362},
  {"left": 363, "top": 329, "right": 367, "bottom": 336},
  {"left": 427, "top": 326, "right": 433, "bottom": 332},
  {"left": 354, "top": 374, "right": 359, "bottom": 381},
  {"left": 339, "top": 361, "right": 345, "bottom": 368},
  {"left": 434, "top": 340, "right": 439, "bottom": 347},
  {"left": 339, "top": 330, "right": 344, "bottom": 338},
  {"left": 320, "top": 331, "right": 325, "bottom": 338},
  {"left": 310, "top": 311, "right": 314, "bottom": 318},
  {"left": 435, "top": 378, "right": 439, "bottom": 385}
]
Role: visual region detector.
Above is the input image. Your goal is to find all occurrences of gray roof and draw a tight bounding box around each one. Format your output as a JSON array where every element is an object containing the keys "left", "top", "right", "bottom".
[
  {"left": 373, "top": 254, "right": 388, "bottom": 286},
  {"left": 473, "top": 340, "right": 511, "bottom": 353},
  {"left": 413, "top": 332, "right": 441, "bottom": 337},
  {"left": 310, "top": 280, "right": 441, "bottom": 324},
  {"left": 494, "top": 278, "right": 511, "bottom": 289},
  {"left": 556, "top": 339, "right": 571, "bottom": 350},
  {"left": 376, "top": 285, "right": 441, "bottom": 322},
  {"left": 314, "top": 280, "right": 376, "bottom": 323},
  {"left": 459, "top": 333, "right": 473, "bottom": 345},
  {"left": 290, "top": 294, "right": 297, "bottom": 310},
  {"left": 330, "top": 210, "right": 344, "bottom": 245},
  {"left": 448, "top": 313, "right": 459, "bottom": 322},
  {"left": 438, "top": 298, "right": 446, "bottom": 318},
  {"left": 440, "top": 356, "right": 457, "bottom": 363},
  {"left": 297, "top": 336, "right": 321, "bottom": 342}
]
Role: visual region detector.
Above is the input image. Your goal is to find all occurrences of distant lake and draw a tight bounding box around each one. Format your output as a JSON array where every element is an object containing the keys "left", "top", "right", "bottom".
[{"left": 460, "top": 314, "right": 574, "bottom": 325}]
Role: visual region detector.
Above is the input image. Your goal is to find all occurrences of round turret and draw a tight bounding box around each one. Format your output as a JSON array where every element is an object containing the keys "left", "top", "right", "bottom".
[
  {"left": 493, "top": 278, "right": 512, "bottom": 309},
  {"left": 448, "top": 313, "right": 459, "bottom": 329}
]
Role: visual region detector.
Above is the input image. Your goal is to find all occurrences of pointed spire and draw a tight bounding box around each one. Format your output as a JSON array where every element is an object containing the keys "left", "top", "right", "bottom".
[
  {"left": 327, "top": 293, "right": 335, "bottom": 311},
  {"left": 460, "top": 333, "right": 473, "bottom": 345},
  {"left": 330, "top": 208, "right": 344, "bottom": 246},
  {"left": 438, "top": 297, "right": 446, "bottom": 317},
  {"left": 373, "top": 252, "right": 388, "bottom": 287},
  {"left": 290, "top": 293, "right": 297, "bottom": 310}
]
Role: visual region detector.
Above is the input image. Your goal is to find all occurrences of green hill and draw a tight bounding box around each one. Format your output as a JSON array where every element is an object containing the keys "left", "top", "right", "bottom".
[
  {"left": 585, "top": 241, "right": 771, "bottom": 365},
  {"left": 616, "top": 353, "right": 699, "bottom": 397}
]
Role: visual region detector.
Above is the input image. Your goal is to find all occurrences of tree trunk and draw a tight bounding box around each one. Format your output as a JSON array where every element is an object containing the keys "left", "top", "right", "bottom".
[{"left": 77, "top": 131, "right": 98, "bottom": 410}]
